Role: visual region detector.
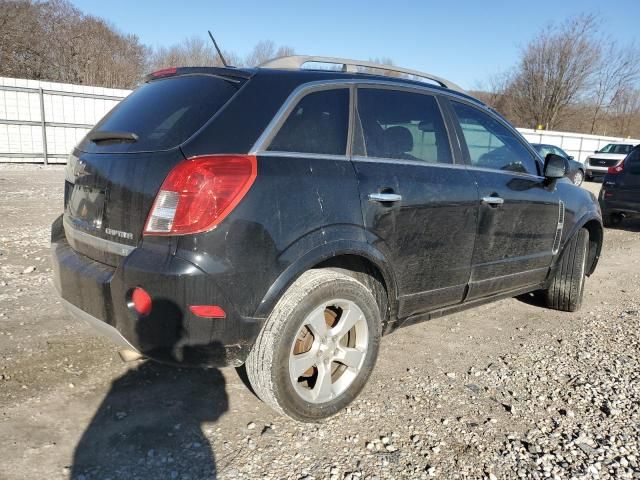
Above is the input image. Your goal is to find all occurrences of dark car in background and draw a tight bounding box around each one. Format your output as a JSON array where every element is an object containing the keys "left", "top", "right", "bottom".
[
  {"left": 50, "top": 56, "right": 603, "bottom": 421},
  {"left": 531, "top": 143, "right": 585, "bottom": 186},
  {"left": 599, "top": 145, "right": 640, "bottom": 227}
]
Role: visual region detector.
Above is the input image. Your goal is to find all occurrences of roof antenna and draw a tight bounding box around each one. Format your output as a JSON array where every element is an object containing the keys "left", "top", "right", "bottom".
[{"left": 208, "top": 30, "right": 229, "bottom": 67}]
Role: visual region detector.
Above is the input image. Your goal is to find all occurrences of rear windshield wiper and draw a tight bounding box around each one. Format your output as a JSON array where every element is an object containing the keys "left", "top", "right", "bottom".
[{"left": 87, "top": 131, "right": 139, "bottom": 144}]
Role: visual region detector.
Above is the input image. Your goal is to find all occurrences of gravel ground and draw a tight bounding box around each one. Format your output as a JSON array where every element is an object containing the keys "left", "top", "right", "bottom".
[{"left": 0, "top": 164, "right": 639, "bottom": 480}]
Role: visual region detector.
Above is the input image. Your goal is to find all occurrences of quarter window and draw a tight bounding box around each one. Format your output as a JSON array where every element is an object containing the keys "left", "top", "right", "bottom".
[
  {"left": 268, "top": 88, "right": 349, "bottom": 155},
  {"left": 355, "top": 88, "right": 452, "bottom": 164},
  {"left": 452, "top": 101, "right": 539, "bottom": 175}
]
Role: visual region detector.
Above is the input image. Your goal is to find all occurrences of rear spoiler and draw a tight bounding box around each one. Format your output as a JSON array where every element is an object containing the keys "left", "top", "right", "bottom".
[{"left": 144, "top": 67, "right": 254, "bottom": 83}]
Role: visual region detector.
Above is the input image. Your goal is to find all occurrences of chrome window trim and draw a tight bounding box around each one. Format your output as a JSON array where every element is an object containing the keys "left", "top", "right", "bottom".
[
  {"left": 351, "top": 155, "right": 468, "bottom": 170},
  {"left": 351, "top": 154, "right": 544, "bottom": 180},
  {"left": 250, "top": 79, "right": 482, "bottom": 155},
  {"left": 63, "top": 216, "right": 135, "bottom": 257},
  {"left": 257, "top": 151, "right": 350, "bottom": 161}
]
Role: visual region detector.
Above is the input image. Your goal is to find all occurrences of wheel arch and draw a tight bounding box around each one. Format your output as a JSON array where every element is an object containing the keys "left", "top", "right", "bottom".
[
  {"left": 560, "top": 214, "right": 603, "bottom": 276},
  {"left": 253, "top": 240, "right": 398, "bottom": 329}
]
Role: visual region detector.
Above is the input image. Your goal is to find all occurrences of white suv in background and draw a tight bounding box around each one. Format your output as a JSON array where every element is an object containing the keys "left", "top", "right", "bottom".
[{"left": 585, "top": 142, "right": 636, "bottom": 180}]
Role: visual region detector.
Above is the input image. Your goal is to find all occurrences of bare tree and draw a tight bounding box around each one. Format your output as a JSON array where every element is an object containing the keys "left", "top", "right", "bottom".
[
  {"left": 472, "top": 71, "right": 517, "bottom": 120},
  {"left": 0, "top": 0, "right": 147, "bottom": 88},
  {"left": 588, "top": 42, "right": 640, "bottom": 134},
  {"left": 244, "top": 40, "right": 294, "bottom": 67},
  {"left": 610, "top": 86, "right": 640, "bottom": 137},
  {"left": 509, "top": 14, "right": 601, "bottom": 130},
  {"left": 148, "top": 36, "right": 240, "bottom": 70}
]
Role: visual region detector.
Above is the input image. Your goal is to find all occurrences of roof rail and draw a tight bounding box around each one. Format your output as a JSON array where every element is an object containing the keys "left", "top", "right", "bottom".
[{"left": 258, "top": 55, "right": 465, "bottom": 93}]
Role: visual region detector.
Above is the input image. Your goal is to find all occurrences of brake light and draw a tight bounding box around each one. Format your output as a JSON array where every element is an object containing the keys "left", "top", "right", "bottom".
[
  {"left": 144, "top": 155, "right": 257, "bottom": 235},
  {"left": 608, "top": 161, "right": 625, "bottom": 174},
  {"left": 130, "top": 287, "right": 152, "bottom": 316},
  {"left": 151, "top": 67, "right": 177, "bottom": 78}
]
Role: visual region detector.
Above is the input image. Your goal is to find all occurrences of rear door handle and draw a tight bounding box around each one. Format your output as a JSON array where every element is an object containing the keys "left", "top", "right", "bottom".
[
  {"left": 481, "top": 196, "right": 504, "bottom": 206},
  {"left": 368, "top": 193, "right": 402, "bottom": 203}
]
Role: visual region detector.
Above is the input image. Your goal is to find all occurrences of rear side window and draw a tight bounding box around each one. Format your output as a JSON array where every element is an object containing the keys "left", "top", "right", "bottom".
[
  {"left": 626, "top": 148, "right": 640, "bottom": 164},
  {"left": 355, "top": 88, "right": 452, "bottom": 164},
  {"left": 85, "top": 75, "right": 242, "bottom": 152},
  {"left": 451, "top": 101, "right": 539, "bottom": 176},
  {"left": 268, "top": 89, "right": 349, "bottom": 155}
]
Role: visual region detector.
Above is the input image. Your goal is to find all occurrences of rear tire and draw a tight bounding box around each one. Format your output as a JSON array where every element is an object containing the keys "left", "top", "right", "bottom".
[
  {"left": 543, "top": 229, "right": 589, "bottom": 312},
  {"left": 603, "top": 212, "right": 623, "bottom": 228},
  {"left": 246, "top": 269, "right": 381, "bottom": 422}
]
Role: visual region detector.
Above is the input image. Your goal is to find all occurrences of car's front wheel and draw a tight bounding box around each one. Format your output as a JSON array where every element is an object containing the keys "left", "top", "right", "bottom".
[
  {"left": 573, "top": 169, "right": 584, "bottom": 186},
  {"left": 543, "top": 228, "right": 589, "bottom": 312},
  {"left": 246, "top": 269, "right": 381, "bottom": 421}
]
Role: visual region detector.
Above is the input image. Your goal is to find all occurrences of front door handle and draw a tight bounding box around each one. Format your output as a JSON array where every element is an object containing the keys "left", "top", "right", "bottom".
[
  {"left": 481, "top": 196, "right": 504, "bottom": 206},
  {"left": 368, "top": 192, "right": 402, "bottom": 203}
]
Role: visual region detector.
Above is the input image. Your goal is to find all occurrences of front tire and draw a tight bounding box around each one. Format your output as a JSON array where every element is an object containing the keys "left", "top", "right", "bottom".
[
  {"left": 543, "top": 229, "right": 589, "bottom": 312},
  {"left": 246, "top": 269, "right": 381, "bottom": 421}
]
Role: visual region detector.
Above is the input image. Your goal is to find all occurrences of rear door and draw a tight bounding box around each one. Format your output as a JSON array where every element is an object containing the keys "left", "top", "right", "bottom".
[
  {"left": 352, "top": 86, "right": 478, "bottom": 317},
  {"left": 64, "top": 73, "right": 246, "bottom": 266},
  {"left": 447, "top": 99, "right": 561, "bottom": 299}
]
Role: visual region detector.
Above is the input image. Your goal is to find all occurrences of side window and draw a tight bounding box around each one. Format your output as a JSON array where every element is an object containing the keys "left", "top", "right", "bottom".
[
  {"left": 268, "top": 88, "right": 349, "bottom": 155},
  {"left": 451, "top": 101, "right": 539, "bottom": 175},
  {"left": 355, "top": 88, "right": 452, "bottom": 164}
]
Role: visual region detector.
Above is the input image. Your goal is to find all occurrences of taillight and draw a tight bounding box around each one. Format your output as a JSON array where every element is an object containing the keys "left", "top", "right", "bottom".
[
  {"left": 608, "top": 161, "right": 624, "bottom": 174},
  {"left": 144, "top": 155, "right": 257, "bottom": 236}
]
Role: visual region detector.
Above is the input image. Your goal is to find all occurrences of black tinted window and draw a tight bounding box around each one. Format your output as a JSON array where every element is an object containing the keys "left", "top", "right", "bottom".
[
  {"left": 88, "top": 75, "right": 241, "bottom": 152},
  {"left": 626, "top": 147, "right": 640, "bottom": 164},
  {"left": 452, "top": 102, "right": 539, "bottom": 175},
  {"left": 356, "top": 89, "right": 452, "bottom": 163},
  {"left": 268, "top": 89, "right": 349, "bottom": 155}
]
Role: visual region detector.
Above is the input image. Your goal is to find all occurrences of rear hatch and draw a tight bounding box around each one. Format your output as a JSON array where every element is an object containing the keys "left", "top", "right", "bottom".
[{"left": 63, "top": 69, "right": 249, "bottom": 266}]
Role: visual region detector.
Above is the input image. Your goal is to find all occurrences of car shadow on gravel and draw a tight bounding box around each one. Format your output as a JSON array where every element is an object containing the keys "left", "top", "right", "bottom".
[
  {"left": 71, "top": 360, "right": 228, "bottom": 479},
  {"left": 71, "top": 301, "right": 229, "bottom": 480}
]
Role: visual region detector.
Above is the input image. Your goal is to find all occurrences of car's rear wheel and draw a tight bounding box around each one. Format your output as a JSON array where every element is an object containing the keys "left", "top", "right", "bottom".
[
  {"left": 603, "top": 212, "right": 624, "bottom": 228},
  {"left": 543, "top": 228, "right": 589, "bottom": 312},
  {"left": 246, "top": 269, "right": 381, "bottom": 421}
]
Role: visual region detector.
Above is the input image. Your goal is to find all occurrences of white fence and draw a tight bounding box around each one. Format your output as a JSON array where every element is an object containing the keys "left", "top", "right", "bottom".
[
  {"left": 517, "top": 128, "right": 639, "bottom": 163},
  {"left": 0, "top": 77, "right": 130, "bottom": 164},
  {"left": 0, "top": 76, "right": 638, "bottom": 164}
]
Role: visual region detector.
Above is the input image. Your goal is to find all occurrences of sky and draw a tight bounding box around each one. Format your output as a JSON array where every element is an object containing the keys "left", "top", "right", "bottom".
[{"left": 71, "top": 0, "right": 639, "bottom": 90}]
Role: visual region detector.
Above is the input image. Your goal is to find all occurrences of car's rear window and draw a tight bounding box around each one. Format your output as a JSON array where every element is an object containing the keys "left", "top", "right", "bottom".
[{"left": 81, "top": 75, "right": 243, "bottom": 153}]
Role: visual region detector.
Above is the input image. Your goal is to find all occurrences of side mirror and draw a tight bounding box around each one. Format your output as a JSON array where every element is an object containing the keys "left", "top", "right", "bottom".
[
  {"left": 544, "top": 153, "right": 568, "bottom": 179},
  {"left": 594, "top": 150, "right": 599, "bottom": 153},
  {"left": 568, "top": 155, "right": 574, "bottom": 161}
]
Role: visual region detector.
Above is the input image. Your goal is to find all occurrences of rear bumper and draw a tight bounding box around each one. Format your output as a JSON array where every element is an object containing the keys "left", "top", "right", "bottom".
[
  {"left": 61, "top": 298, "right": 138, "bottom": 350},
  {"left": 51, "top": 215, "right": 262, "bottom": 367}
]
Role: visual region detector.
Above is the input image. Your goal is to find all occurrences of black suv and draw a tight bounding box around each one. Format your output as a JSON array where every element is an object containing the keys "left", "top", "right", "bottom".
[
  {"left": 51, "top": 57, "right": 603, "bottom": 421},
  {"left": 599, "top": 145, "right": 640, "bottom": 226}
]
